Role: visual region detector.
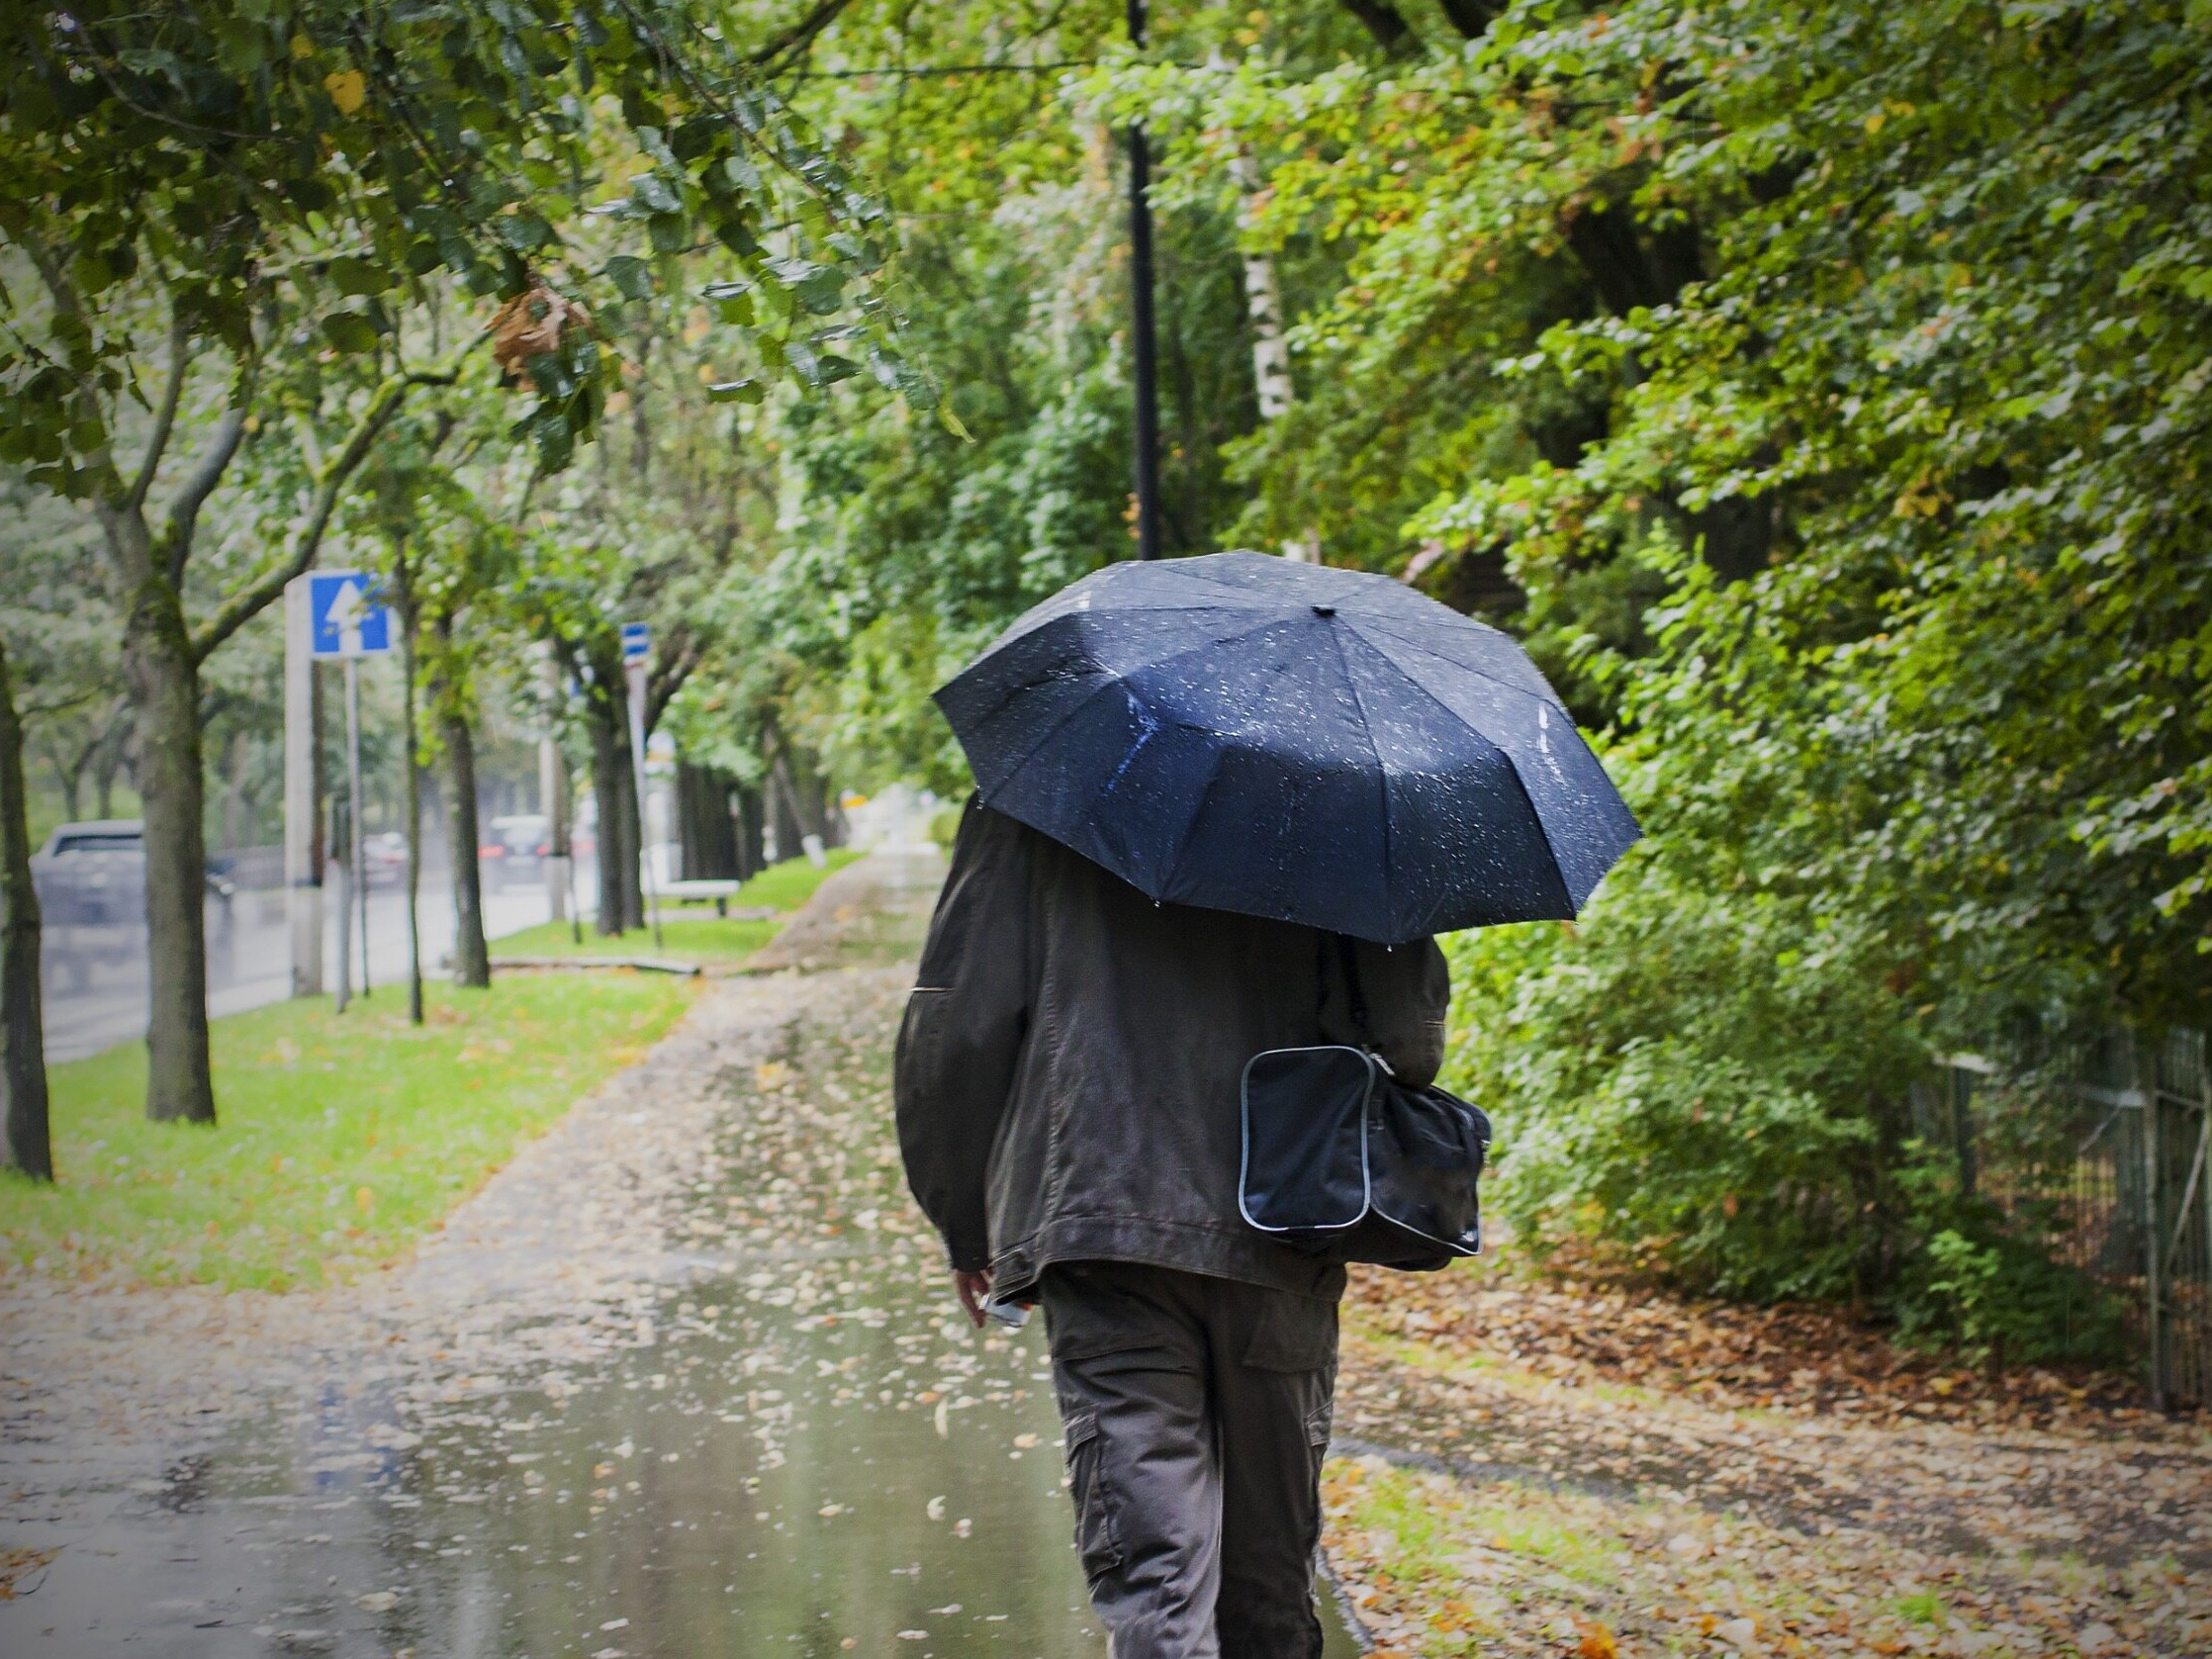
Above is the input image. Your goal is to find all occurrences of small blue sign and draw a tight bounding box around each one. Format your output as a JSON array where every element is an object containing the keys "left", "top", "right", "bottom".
[
  {"left": 309, "top": 572, "right": 393, "bottom": 658},
  {"left": 619, "top": 621, "right": 650, "bottom": 666}
]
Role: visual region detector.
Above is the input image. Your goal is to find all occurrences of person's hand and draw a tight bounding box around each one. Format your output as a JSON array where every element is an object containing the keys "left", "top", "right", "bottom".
[{"left": 953, "top": 1268, "right": 993, "bottom": 1329}]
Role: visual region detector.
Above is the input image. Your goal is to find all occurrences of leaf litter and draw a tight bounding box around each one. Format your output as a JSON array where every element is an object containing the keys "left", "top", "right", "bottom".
[{"left": 1322, "top": 1253, "right": 2210, "bottom": 1655}]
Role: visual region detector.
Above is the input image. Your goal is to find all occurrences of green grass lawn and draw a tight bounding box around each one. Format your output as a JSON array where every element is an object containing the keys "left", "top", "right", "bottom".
[
  {"left": 494, "top": 848, "right": 864, "bottom": 964},
  {"left": 0, "top": 973, "right": 696, "bottom": 1292}
]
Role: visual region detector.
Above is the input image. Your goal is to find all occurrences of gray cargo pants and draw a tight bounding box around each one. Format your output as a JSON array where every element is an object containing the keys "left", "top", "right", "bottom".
[{"left": 1041, "top": 1261, "right": 1339, "bottom": 1659}]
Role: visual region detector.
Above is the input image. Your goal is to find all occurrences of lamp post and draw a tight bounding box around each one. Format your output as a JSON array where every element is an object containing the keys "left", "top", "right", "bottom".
[{"left": 1127, "top": 0, "right": 1162, "bottom": 562}]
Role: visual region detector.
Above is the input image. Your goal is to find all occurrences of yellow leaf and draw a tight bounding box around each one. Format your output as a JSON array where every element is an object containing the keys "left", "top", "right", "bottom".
[
  {"left": 1864, "top": 109, "right": 1886, "bottom": 135},
  {"left": 291, "top": 33, "right": 315, "bottom": 57},
  {"left": 1576, "top": 1619, "right": 1620, "bottom": 1659},
  {"left": 355, "top": 1185, "right": 375, "bottom": 1215},
  {"left": 324, "top": 69, "right": 366, "bottom": 116}
]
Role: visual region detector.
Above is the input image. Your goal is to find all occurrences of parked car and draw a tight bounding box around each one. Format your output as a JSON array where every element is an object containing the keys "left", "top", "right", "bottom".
[
  {"left": 481, "top": 814, "right": 550, "bottom": 888},
  {"left": 30, "top": 819, "right": 147, "bottom": 928},
  {"left": 31, "top": 819, "right": 234, "bottom": 991}
]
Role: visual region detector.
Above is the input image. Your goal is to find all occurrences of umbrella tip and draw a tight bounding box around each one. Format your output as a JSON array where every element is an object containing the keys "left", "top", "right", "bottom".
[{"left": 1312, "top": 603, "right": 1336, "bottom": 617}]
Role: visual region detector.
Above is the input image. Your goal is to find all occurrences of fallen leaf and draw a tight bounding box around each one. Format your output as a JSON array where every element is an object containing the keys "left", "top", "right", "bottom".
[{"left": 1715, "top": 1615, "right": 1758, "bottom": 1652}]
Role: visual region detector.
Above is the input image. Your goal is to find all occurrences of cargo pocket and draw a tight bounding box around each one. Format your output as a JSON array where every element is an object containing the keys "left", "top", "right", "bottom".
[
  {"left": 1305, "top": 1395, "right": 1335, "bottom": 1457},
  {"left": 1060, "top": 1407, "right": 1123, "bottom": 1582}
]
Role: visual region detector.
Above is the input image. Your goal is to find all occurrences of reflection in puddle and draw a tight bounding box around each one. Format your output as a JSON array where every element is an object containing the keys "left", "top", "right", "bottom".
[
  {"left": 13, "top": 1252, "right": 1360, "bottom": 1656},
  {"left": 6, "top": 948, "right": 1364, "bottom": 1655}
]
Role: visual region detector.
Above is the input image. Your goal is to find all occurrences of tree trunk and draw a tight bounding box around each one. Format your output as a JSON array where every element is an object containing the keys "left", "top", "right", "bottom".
[
  {"left": 772, "top": 741, "right": 830, "bottom": 846},
  {"left": 1338, "top": 0, "right": 1419, "bottom": 56},
  {"left": 93, "top": 721, "right": 125, "bottom": 819},
  {"left": 220, "top": 728, "right": 251, "bottom": 852},
  {"left": 583, "top": 689, "right": 634, "bottom": 936},
  {"left": 0, "top": 638, "right": 52, "bottom": 1180},
  {"left": 1230, "top": 152, "right": 1295, "bottom": 423},
  {"left": 440, "top": 697, "right": 491, "bottom": 989},
  {"left": 732, "top": 784, "right": 763, "bottom": 880},
  {"left": 126, "top": 580, "right": 216, "bottom": 1123},
  {"left": 766, "top": 758, "right": 802, "bottom": 863},
  {"left": 1223, "top": 144, "right": 1321, "bottom": 564},
  {"left": 676, "top": 762, "right": 742, "bottom": 881},
  {"left": 42, "top": 735, "right": 88, "bottom": 824}
]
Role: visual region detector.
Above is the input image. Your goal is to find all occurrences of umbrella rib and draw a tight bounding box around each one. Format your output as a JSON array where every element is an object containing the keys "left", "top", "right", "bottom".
[
  {"left": 1324, "top": 608, "right": 1393, "bottom": 928},
  {"left": 1341, "top": 614, "right": 1565, "bottom": 706},
  {"left": 995, "top": 598, "right": 1298, "bottom": 658},
  {"left": 1338, "top": 631, "right": 1578, "bottom": 924}
]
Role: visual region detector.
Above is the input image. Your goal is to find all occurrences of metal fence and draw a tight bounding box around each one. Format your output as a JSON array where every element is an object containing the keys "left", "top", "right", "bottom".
[{"left": 1924, "top": 1028, "right": 2211, "bottom": 1408}]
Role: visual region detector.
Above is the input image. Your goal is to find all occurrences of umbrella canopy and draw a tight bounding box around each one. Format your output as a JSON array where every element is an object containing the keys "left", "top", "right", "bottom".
[{"left": 934, "top": 551, "right": 1640, "bottom": 943}]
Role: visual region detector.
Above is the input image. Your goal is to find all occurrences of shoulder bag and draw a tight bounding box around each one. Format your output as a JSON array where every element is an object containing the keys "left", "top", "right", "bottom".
[{"left": 1238, "top": 936, "right": 1491, "bottom": 1271}]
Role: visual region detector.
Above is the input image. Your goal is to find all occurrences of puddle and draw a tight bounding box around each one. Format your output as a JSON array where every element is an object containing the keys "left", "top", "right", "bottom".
[
  {"left": 10, "top": 1252, "right": 1365, "bottom": 1655},
  {"left": 5, "top": 887, "right": 1367, "bottom": 1656}
]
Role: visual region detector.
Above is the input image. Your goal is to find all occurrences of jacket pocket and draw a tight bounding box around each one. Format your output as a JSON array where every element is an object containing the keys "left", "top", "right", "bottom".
[{"left": 1060, "top": 1407, "right": 1123, "bottom": 1581}]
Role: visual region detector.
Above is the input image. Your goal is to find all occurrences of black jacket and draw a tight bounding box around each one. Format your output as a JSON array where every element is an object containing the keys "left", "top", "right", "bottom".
[{"left": 894, "top": 800, "right": 1451, "bottom": 1301}]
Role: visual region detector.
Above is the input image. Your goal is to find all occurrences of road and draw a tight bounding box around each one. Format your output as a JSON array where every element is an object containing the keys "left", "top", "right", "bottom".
[{"left": 39, "top": 865, "right": 594, "bottom": 1063}]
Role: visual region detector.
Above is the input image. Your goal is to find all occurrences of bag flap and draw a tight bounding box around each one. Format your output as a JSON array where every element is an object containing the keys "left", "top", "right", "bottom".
[{"left": 1240, "top": 1046, "right": 1374, "bottom": 1235}]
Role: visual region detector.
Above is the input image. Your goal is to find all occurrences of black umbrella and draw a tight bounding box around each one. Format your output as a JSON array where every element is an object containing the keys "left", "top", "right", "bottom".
[{"left": 935, "top": 551, "right": 1639, "bottom": 943}]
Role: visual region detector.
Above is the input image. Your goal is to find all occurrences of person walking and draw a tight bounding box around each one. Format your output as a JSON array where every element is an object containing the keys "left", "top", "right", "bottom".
[
  {"left": 896, "top": 799, "right": 1449, "bottom": 1659},
  {"left": 901, "top": 551, "right": 1637, "bottom": 1656}
]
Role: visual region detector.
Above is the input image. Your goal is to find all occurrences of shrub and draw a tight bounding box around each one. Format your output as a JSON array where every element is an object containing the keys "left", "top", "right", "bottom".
[{"left": 1447, "top": 845, "right": 1929, "bottom": 1306}]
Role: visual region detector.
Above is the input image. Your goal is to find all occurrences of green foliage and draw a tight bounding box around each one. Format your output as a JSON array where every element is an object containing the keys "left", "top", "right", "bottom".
[
  {"left": 734, "top": 846, "right": 864, "bottom": 912},
  {"left": 1133, "top": 0, "right": 2212, "bottom": 1357},
  {"left": 1446, "top": 832, "right": 1926, "bottom": 1304},
  {"left": 1896, "top": 1225, "right": 2133, "bottom": 1371},
  {"left": 0, "top": 973, "right": 694, "bottom": 1291},
  {"left": 0, "top": 0, "right": 922, "bottom": 500},
  {"left": 927, "top": 803, "right": 964, "bottom": 852}
]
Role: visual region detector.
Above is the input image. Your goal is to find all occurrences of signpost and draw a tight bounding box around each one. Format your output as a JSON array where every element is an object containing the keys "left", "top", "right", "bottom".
[
  {"left": 284, "top": 580, "right": 321, "bottom": 999},
  {"left": 308, "top": 573, "right": 393, "bottom": 1009},
  {"left": 620, "top": 622, "right": 664, "bottom": 948}
]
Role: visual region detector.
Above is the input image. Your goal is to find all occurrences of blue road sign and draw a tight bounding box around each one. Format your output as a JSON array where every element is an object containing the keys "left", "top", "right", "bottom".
[
  {"left": 619, "top": 621, "right": 650, "bottom": 666},
  {"left": 309, "top": 572, "right": 394, "bottom": 658}
]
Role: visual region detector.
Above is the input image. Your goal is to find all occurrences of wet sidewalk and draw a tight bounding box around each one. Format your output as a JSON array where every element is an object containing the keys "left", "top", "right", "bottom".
[{"left": 2, "top": 851, "right": 1361, "bottom": 1657}]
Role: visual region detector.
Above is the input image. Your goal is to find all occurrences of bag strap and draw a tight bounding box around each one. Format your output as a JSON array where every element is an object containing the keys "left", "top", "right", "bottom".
[{"left": 1336, "top": 933, "right": 1374, "bottom": 1052}]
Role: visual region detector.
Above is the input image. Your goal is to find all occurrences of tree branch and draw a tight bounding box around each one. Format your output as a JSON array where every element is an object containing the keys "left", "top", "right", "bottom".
[
  {"left": 187, "top": 381, "right": 398, "bottom": 667},
  {"left": 1435, "top": 0, "right": 1502, "bottom": 41},
  {"left": 160, "top": 406, "right": 249, "bottom": 586},
  {"left": 751, "top": 0, "right": 854, "bottom": 67},
  {"left": 1337, "top": 0, "right": 1420, "bottom": 56},
  {"left": 129, "top": 306, "right": 192, "bottom": 513},
  {"left": 17, "top": 687, "right": 102, "bottom": 720},
  {"left": 0, "top": 203, "right": 131, "bottom": 509},
  {"left": 645, "top": 637, "right": 702, "bottom": 732},
  {"left": 185, "top": 354, "right": 474, "bottom": 668}
]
